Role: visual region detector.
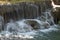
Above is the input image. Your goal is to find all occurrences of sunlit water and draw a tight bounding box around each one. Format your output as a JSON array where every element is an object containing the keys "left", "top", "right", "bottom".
[{"left": 0, "top": 9, "right": 60, "bottom": 40}]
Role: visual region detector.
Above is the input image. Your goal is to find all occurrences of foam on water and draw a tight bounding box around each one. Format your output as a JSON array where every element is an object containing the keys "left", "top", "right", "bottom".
[
  {"left": 40, "top": 27, "right": 59, "bottom": 33},
  {"left": 0, "top": 19, "right": 37, "bottom": 39},
  {"left": 0, "top": 9, "right": 59, "bottom": 39},
  {"left": 0, "top": 19, "right": 58, "bottom": 39},
  {"left": 0, "top": 30, "right": 36, "bottom": 39}
]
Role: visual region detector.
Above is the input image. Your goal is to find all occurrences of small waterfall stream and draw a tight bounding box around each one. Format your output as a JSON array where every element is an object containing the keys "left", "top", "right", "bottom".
[{"left": 0, "top": 3, "right": 60, "bottom": 40}]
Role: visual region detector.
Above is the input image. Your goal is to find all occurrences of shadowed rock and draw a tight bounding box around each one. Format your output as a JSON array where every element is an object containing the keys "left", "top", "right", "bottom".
[
  {"left": 24, "top": 19, "right": 50, "bottom": 30},
  {"left": 24, "top": 19, "right": 40, "bottom": 30}
]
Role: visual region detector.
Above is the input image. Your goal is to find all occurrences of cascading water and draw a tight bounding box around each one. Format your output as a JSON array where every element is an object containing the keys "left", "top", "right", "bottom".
[{"left": 0, "top": 3, "right": 60, "bottom": 40}]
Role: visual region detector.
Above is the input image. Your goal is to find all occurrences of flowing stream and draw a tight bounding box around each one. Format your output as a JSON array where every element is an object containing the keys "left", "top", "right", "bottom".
[{"left": 0, "top": 3, "right": 60, "bottom": 40}]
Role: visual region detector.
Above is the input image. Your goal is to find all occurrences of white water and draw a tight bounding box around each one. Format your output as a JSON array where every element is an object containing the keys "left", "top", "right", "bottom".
[{"left": 0, "top": 9, "right": 59, "bottom": 39}]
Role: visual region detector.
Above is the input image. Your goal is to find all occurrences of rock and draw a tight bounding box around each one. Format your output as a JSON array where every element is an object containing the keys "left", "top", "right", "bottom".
[
  {"left": 24, "top": 19, "right": 40, "bottom": 30},
  {"left": 24, "top": 19, "right": 51, "bottom": 30}
]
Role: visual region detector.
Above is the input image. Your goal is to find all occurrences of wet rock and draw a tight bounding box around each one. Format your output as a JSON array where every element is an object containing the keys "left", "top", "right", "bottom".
[
  {"left": 24, "top": 19, "right": 51, "bottom": 30},
  {"left": 24, "top": 19, "right": 40, "bottom": 30}
]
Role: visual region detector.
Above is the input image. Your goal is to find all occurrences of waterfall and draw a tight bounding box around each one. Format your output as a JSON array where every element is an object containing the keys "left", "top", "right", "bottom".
[
  {"left": 0, "top": 8, "right": 58, "bottom": 39},
  {"left": 0, "top": 2, "right": 59, "bottom": 40}
]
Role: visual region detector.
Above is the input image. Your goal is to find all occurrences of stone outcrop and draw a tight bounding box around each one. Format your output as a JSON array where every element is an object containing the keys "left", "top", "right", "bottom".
[
  {"left": 24, "top": 19, "right": 40, "bottom": 30},
  {"left": 24, "top": 19, "right": 50, "bottom": 30}
]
